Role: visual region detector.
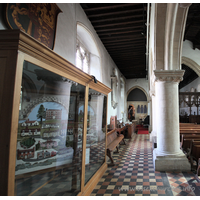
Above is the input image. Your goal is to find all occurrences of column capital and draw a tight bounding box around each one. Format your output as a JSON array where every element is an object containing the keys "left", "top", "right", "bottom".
[
  {"left": 154, "top": 70, "right": 185, "bottom": 83},
  {"left": 149, "top": 89, "right": 155, "bottom": 97}
]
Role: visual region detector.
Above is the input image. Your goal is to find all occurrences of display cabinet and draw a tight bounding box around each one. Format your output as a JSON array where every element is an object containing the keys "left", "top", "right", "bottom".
[{"left": 0, "top": 30, "right": 111, "bottom": 196}]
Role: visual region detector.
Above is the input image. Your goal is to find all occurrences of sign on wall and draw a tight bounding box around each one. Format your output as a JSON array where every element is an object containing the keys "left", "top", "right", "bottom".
[{"left": 5, "top": 3, "right": 61, "bottom": 49}]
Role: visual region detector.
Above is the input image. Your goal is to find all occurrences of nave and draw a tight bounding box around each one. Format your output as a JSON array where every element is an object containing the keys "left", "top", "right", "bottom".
[{"left": 91, "top": 135, "right": 200, "bottom": 196}]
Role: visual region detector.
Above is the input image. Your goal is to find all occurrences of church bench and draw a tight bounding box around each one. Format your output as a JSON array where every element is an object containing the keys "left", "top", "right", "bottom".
[
  {"left": 116, "top": 126, "right": 126, "bottom": 135},
  {"left": 180, "top": 132, "right": 200, "bottom": 144},
  {"left": 188, "top": 140, "right": 200, "bottom": 163},
  {"left": 116, "top": 126, "right": 127, "bottom": 138},
  {"left": 189, "top": 144, "right": 200, "bottom": 164},
  {"left": 188, "top": 143, "right": 200, "bottom": 177},
  {"left": 180, "top": 134, "right": 200, "bottom": 153},
  {"left": 179, "top": 124, "right": 200, "bottom": 144},
  {"left": 180, "top": 123, "right": 199, "bottom": 127},
  {"left": 180, "top": 129, "right": 200, "bottom": 134},
  {"left": 195, "top": 158, "right": 200, "bottom": 183},
  {"left": 180, "top": 122, "right": 200, "bottom": 131},
  {"left": 179, "top": 123, "right": 200, "bottom": 133},
  {"left": 106, "top": 129, "right": 125, "bottom": 166}
]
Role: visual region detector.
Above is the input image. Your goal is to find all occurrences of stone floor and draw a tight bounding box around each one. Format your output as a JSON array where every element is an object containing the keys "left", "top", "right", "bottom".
[{"left": 90, "top": 134, "right": 200, "bottom": 196}]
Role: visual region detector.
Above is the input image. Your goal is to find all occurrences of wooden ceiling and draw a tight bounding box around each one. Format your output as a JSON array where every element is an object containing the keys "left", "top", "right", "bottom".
[
  {"left": 80, "top": 3, "right": 200, "bottom": 83},
  {"left": 80, "top": 3, "right": 147, "bottom": 79}
]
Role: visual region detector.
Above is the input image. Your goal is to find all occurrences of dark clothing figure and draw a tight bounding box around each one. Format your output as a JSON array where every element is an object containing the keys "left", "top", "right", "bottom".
[{"left": 128, "top": 107, "right": 134, "bottom": 121}]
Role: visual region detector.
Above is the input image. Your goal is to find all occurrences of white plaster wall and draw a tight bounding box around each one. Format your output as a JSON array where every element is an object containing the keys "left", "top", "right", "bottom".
[
  {"left": 53, "top": 4, "right": 76, "bottom": 64},
  {"left": 75, "top": 4, "right": 126, "bottom": 123},
  {"left": 75, "top": 4, "right": 118, "bottom": 88},
  {"left": 126, "top": 78, "right": 149, "bottom": 97},
  {"left": 180, "top": 77, "right": 200, "bottom": 93},
  {"left": 182, "top": 40, "right": 200, "bottom": 66}
]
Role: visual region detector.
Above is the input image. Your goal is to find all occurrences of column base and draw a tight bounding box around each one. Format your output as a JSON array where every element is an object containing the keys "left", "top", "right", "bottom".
[
  {"left": 148, "top": 125, "right": 152, "bottom": 133},
  {"left": 149, "top": 131, "right": 157, "bottom": 142},
  {"left": 153, "top": 149, "right": 191, "bottom": 171}
]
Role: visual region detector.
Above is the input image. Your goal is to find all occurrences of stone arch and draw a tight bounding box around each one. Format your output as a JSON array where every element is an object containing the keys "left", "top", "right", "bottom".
[
  {"left": 127, "top": 86, "right": 149, "bottom": 102},
  {"left": 76, "top": 22, "right": 102, "bottom": 82},
  {"left": 127, "top": 86, "right": 149, "bottom": 122},
  {"left": 182, "top": 56, "right": 200, "bottom": 77}
]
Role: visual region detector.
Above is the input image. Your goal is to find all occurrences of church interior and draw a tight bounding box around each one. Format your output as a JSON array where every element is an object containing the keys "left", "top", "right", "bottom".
[{"left": 1, "top": 3, "right": 200, "bottom": 196}]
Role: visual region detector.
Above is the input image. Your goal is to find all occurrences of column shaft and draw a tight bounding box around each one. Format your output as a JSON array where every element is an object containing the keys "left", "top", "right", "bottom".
[
  {"left": 155, "top": 80, "right": 181, "bottom": 155},
  {"left": 153, "top": 70, "right": 190, "bottom": 171}
]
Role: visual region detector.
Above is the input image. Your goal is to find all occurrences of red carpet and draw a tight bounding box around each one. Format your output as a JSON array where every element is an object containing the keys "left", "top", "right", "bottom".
[
  {"left": 137, "top": 129, "right": 149, "bottom": 134},
  {"left": 136, "top": 125, "right": 149, "bottom": 134}
]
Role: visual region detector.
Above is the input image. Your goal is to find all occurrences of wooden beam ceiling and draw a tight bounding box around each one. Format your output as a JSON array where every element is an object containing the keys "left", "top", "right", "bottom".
[{"left": 80, "top": 3, "right": 200, "bottom": 86}]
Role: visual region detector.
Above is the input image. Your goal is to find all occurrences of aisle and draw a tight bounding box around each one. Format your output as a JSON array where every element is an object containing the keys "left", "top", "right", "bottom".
[
  {"left": 90, "top": 134, "right": 200, "bottom": 196},
  {"left": 136, "top": 125, "right": 149, "bottom": 134}
]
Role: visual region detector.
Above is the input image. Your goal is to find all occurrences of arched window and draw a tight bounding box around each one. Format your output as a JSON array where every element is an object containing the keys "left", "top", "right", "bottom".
[
  {"left": 76, "top": 40, "right": 90, "bottom": 74},
  {"left": 76, "top": 23, "right": 102, "bottom": 82},
  {"left": 137, "top": 105, "right": 141, "bottom": 113}
]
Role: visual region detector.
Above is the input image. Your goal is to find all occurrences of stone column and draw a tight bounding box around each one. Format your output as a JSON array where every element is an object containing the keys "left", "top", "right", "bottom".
[
  {"left": 153, "top": 70, "right": 190, "bottom": 171},
  {"left": 148, "top": 98, "right": 152, "bottom": 133},
  {"left": 150, "top": 90, "right": 157, "bottom": 143}
]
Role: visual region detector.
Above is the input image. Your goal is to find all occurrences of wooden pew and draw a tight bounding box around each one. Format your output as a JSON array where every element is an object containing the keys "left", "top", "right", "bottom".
[
  {"left": 179, "top": 124, "right": 200, "bottom": 177},
  {"left": 106, "top": 129, "right": 125, "bottom": 166},
  {"left": 180, "top": 134, "right": 200, "bottom": 153},
  {"left": 190, "top": 144, "right": 200, "bottom": 163},
  {"left": 195, "top": 158, "right": 200, "bottom": 183},
  {"left": 188, "top": 142, "right": 200, "bottom": 179},
  {"left": 179, "top": 123, "right": 200, "bottom": 140},
  {"left": 180, "top": 123, "right": 200, "bottom": 131},
  {"left": 188, "top": 140, "right": 200, "bottom": 162},
  {"left": 116, "top": 126, "right": 126, "bottom": 137},
  {"left": 180, "top": 129, "right": 200, "bottom": 134},
  {"left": 180, "top": 123, "right": 198, "bottom": 126},
  {"left": 180, "top": 132, "right": 200, "bottom": 144}
]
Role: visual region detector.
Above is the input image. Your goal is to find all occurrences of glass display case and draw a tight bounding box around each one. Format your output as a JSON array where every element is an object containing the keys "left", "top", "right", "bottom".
[{"left": 0, "top": 30, "right": 111, "bottom": 196}]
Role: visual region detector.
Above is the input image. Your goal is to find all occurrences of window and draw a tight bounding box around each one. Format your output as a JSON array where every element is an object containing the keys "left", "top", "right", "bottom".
[
  {"left": 137, "top": 105, "right": 141, "bottom": 113},
  {"left": 77, "top": 23, "right": 102, "bottom": 81},
  {"left": 76, "top": 40, "right": 90, "bottom": 74},
  {"left": 141, "top": 105, "right": 144, "bottom": 113},
  {"left": 144, "top": 105, "right": 147, "bottom": 113}
]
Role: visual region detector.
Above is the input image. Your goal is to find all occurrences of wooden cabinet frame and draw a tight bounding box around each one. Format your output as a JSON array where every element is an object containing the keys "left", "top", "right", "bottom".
[{"left": 0, "top": 30, "right": 111, "bottom": 196}]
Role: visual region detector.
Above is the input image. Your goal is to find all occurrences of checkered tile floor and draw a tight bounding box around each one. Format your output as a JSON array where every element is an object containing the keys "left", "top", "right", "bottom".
[{"left": 90, "top": 134, "right": 200, "bottom": 196}]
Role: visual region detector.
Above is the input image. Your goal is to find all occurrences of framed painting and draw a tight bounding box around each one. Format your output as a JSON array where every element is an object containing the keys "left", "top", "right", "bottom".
[{"left": 5, "top": 3, "right": 61, "bottom": 49}]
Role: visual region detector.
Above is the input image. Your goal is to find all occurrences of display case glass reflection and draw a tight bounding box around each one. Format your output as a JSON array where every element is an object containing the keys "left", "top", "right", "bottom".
[
  {"left": 15, "top": 61, "right": 85, "bottom": 196},
  {"left": 84, "top": 88, "right": 107, "bottom": 184}
]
